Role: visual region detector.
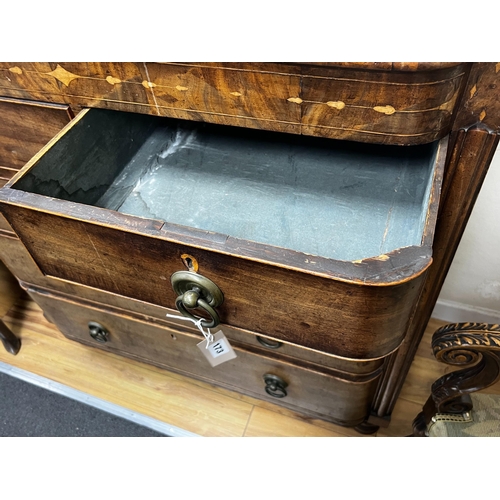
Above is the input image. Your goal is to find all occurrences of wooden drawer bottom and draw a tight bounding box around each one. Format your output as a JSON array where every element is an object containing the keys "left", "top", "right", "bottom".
[{"left": 26, "top": 285, "right": 381, "bottom": 427}]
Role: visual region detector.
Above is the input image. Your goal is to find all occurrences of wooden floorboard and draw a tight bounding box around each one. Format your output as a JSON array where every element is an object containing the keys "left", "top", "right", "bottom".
[{"left": 1, "top": 262, "right": 499, "bottom": 437}]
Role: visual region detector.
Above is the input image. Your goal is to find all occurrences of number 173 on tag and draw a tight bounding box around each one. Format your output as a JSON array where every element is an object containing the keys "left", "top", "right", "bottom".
[{"left": 197, "top": 330, "right": 237, "bottom": 367}]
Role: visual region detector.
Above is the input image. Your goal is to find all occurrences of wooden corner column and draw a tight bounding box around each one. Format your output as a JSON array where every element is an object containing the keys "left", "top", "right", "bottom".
[{"left": 373, "top": 62, "right": 500, "bottom": 420}]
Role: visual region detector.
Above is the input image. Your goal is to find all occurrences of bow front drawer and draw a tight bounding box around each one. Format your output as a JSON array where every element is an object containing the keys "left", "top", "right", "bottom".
[{"left": 0, "top": 108, "right": 447, "bottom": 359}]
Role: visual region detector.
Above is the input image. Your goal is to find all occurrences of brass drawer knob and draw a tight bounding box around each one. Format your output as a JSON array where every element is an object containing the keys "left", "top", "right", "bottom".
[
  {"left": 171, "top": 270, "right": 224, "bottom": 328},
  {"left": 263, "top": 373, "right": 288, "bottom": 398},
  {"left": 88, "top": 321, "right": 109, "bottom": 343}
]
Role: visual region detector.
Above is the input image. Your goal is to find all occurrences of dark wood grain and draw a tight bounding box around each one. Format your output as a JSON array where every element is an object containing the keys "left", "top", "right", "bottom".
[
  {"left": 145, "top": 62, "right": 302, "bottom": 132},
  {"left": 0, "top": 97, "right": 72, "bottom": 169},
  {"left": 372, "top": 65, "right": 500, "bottom": 419},
  {"left": 453, "top": 62, "right": 500, "bottom": 132},
  {"left": 0, "top": 62, "right": 471, "bottom": 145},
  {"left": 0, "top": 214, "right": 15, "bottom": 234},
  {"left": 0, "top": 235, "right": 385, "bottom": 376},
  {"left": 298, "top": 63, "right": 462, "bottom": 72},
  {"left": 0, "top": 166, "right": 17, "bottom": 181},
  {"left": 0, "top": 63, "right": 63, "bottom": 103},
  {"left": 0, "top": 203, "right": 425, "bottom": 359},
  {"left": 26, "top": 282, "right": 384, "bottom": 382},
  {"left": 0, "top": 102, "right": 447, "bottom": 362},
  {"left": 1, "top": 107, "right": 447, "bottom": 285},
  {"left": 0, "top": 105, "right": 445, "bottom": 370},
  {"left": 300, "top": 64, "right": 468, "bottom": 145},
  {"left": 0, "top": 63, "right": 154, "bottom": 112},
  {"left": 27, "top": 285, "right": 381, "bottom": 427},
  {"left": 374, "top": 128, "right": 500, "bottom": 417},
  {"left": 412, "top": 322, "right": 500, "bottom": 436}
]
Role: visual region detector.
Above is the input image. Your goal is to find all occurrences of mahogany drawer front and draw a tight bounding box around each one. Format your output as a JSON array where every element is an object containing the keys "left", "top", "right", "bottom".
[
  {"left": 0, "top": 63, "right": 302, "bottom": 135},
  {"left": 144, "top": 63, "right": 302, "bottom": 133},
  {"left": 300, "top": 63, "right": 467, "bottom": 145},
  {"left": 0, "top": 97, "right": 73, "bottom": 170},
  {"left": 0, "top": 237, "right": 384, "bottom": 375},
  {"left": 0, "top": 108, "right": 446, "bottom": 358},
  {"left": 17, "top": 278, "right": 384, "bottom": 377},
  {"left": 0, "top": 235, "right": 385, "bottom": 376},
  {"left": 208, "top": 323, "right": 384, "bottom": 376},
  {"left": 27, "top": 286, "right": 380, "bottom": 426},
  {"left": 0, "top": 97, "right": 72, "bottom": 236},
  {"left": 0, "top": 62, "right": 467, "bottom": 145}
]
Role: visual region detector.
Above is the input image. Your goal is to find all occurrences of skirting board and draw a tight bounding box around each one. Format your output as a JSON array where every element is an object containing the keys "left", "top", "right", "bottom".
[{"left": 432, "top": 299, "right": 500, "bottom": 324}]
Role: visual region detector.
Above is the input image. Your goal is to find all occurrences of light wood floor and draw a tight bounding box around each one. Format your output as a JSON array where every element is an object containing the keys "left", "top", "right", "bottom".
[{"left": 1, "top": 263, "right": 499, "bottom": 437}]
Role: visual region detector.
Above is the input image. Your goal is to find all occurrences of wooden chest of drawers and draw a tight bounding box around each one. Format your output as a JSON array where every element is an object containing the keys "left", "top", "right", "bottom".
[{"left": 0, "top": 62, "right": 498, "bottom": 431}]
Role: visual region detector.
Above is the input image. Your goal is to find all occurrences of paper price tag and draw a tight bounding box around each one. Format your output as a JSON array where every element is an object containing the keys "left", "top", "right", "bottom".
[{"left": 197, "top": 330, "right": 237, "bottom": 367}]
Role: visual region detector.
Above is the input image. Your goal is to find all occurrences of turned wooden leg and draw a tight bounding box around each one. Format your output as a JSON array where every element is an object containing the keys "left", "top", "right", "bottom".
[{"left": 0, "top": 319, "right": 20, "bottom": 355}]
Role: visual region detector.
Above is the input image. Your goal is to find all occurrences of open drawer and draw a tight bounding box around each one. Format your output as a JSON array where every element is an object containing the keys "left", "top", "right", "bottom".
[{"left": 0, "top": 108, "right": 447, "bottom": 359}]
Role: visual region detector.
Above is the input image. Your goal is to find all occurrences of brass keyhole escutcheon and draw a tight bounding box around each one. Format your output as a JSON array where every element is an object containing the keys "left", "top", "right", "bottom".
[
  {"left": 181, "top": 254, "right": 199, "bottom": 272},
  {"left": 88, "top": 321, "right": 109, "bottom": 343},
  {"left": 171, "top": 270, "right": 224, "bottom": 328}
]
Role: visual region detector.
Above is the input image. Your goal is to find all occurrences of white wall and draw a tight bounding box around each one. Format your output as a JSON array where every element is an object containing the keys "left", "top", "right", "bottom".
[{"left": 434, "top": 148, "right": 500, "bottom": 323}]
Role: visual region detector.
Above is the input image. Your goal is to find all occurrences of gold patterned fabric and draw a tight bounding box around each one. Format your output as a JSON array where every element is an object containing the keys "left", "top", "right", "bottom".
[{"left": 428, "top": 394, "right": 500, "bottom": 437}]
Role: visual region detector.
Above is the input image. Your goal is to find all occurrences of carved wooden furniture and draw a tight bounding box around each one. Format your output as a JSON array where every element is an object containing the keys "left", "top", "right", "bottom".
[
  {"left": 0, "top": 62, "right": 498, "bottom": 432},
  {"left": 413, "top": 322, "right": 500, "bottom": 437}
]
